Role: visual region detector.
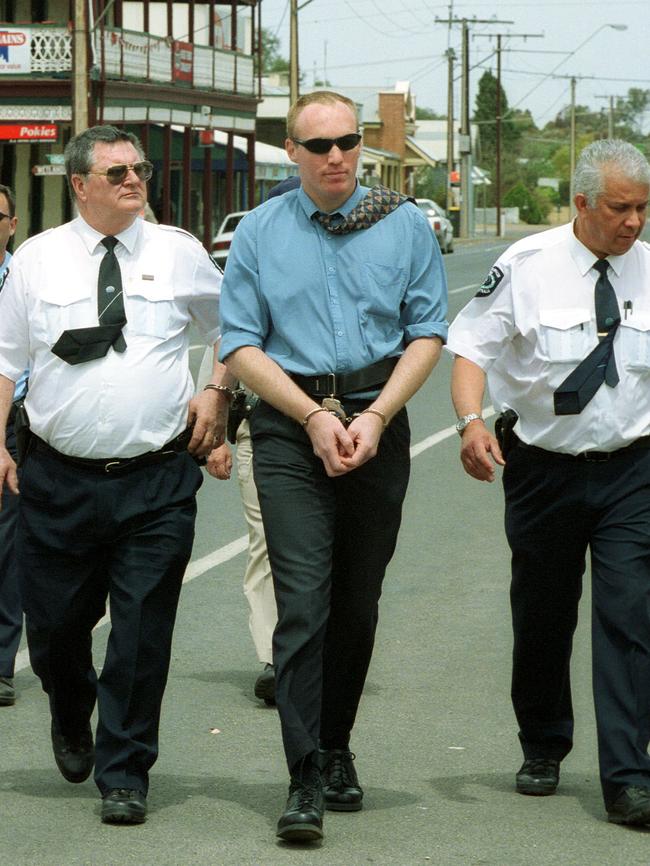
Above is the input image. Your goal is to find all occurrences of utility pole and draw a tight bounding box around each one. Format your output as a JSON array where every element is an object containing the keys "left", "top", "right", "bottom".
[
  {"left": 289, "top": 0, "right": 299, "bottom": 104},
  {"left": 289, "top": 0, "right": 317, "bottom": 106},
  {"left": 595, "top": 94, "right": 617, "bottom": 138},
  {"left": 569, "top": 76, "right": 576, "bottom": 214},
  {"left": 434, "top": 15, "right": 513, "bottom": 239},
  {"left": 474, "top": 32, "right": 542, "bottom": 237},
  {"left": 73, "top": 0, "right": 89, "bottom": 134},
  {"left": 445, "top": 47, "right": 455, "bottom": 214}
]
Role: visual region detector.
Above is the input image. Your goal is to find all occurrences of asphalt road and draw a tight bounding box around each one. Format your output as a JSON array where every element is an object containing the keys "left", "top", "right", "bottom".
[{"left": 3, "top": 227, "right": 650, "bottom": 865}]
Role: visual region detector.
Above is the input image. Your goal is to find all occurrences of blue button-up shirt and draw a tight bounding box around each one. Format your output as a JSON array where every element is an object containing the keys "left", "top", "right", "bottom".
[
  {"left": 219, "top": 184, "right": 448, "bottom": 375},
  {"left": 0, "top": 251, "right": 27, "bottom": 402}
]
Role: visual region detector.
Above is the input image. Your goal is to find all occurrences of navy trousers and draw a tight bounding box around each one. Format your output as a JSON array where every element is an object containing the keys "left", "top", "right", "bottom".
[
  {"left": 17, "top": 445, "right": 202, "bottom": 795},
  {"left": 0, "top": 419, "right": 22, "bottom": 678},
  {"left": 250, "top": 400, "right": 411, "bottom": 771},
  {"left": 504, "top": 442, "right": 650, "bottom": 807}
]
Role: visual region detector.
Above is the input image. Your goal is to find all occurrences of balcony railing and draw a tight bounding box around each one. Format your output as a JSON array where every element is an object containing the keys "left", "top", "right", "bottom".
[{"left": 0, "top": 24, "right": 255, "bottom": 95}]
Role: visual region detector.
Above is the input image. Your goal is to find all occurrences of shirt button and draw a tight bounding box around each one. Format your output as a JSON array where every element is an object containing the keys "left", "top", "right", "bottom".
[
  {"left": 337, "top": 330, "right": 343, "bottom": 336},
  {"left": 328, "top": 267, "right": 335, "bottom": 273}
]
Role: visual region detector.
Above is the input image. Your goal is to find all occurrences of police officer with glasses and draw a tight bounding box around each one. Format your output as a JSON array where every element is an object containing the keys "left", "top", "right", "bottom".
[{"left": 0, "top": 124, "right": 231, "bottom": 825}]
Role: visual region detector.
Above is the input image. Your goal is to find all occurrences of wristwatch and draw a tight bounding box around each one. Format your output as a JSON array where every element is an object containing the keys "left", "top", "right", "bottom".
[{"left": 455, "top": 413, "right": 483, "bottom": 436}]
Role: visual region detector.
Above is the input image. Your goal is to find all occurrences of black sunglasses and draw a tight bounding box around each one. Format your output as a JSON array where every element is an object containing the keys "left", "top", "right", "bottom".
[
  {"left": 291, "top": 133, "right": 362, "bottom": 155},
  {"left": 0, "top": 211, "right": 12, "bottom": 221},
  {"left": 88, "top": 160, "right": 154, "bottom": 185}
]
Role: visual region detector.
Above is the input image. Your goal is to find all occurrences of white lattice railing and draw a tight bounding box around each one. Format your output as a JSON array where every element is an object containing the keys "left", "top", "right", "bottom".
[
  {"left": 0, "top": 24, "right": 255, "bottom": 95},
  {"left": 31, "top": 27, "right": 71, "bottom": 72}
]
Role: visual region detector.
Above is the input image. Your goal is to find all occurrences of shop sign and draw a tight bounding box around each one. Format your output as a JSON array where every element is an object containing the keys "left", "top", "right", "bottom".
[
  {"left": 0, "top": 29, "right": 31, "bottom": 74},
  {"left": 172, "top": 41, "right": 193, "bottom": 83},
  {"left": 0, "top": 124, "right": 58, "bottom": 142}
]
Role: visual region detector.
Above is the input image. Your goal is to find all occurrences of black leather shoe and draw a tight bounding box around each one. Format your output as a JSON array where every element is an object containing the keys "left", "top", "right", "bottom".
[
  {"left": 0, "top": 676, "right": 15, "bottom": 706},
  {"left": 516, "top": 758, "right": 560, "bottom": 796},
  {"left": 318, "top": 748, "right": 363, "bottom": 811},
  {"left": 276, "top": 774, "right": 324, "bottom": 842},
  {"left": 254, "top": 663, "right": 276, "bottom": 706},
  {"left": 607, "top": 786, "right": 650, "bottom": 825},
  {"left": 51, "top": 722, "right": 94, "bottom": 783},
  {"left": 101, "top": 788, "right": 147, "bottom": 825}
]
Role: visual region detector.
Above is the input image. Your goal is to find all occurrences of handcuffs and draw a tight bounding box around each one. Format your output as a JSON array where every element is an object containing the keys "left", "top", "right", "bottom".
[{"left": 302, "top": 397, "right": 387, "bottom": 430}]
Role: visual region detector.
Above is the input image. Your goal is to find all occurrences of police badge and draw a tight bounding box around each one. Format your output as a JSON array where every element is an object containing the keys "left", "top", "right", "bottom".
[{"left": 475, "top": 265, "right": 504, "bottom": 297}]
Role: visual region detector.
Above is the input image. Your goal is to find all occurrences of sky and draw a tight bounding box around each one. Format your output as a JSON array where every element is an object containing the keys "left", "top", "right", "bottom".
[{"left": 260, "top": 0, "right": 650, "bottom": 131}]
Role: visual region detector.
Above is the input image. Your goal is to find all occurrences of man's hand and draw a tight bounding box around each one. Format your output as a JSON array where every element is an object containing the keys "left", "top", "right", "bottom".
[
  {"left": 0, "top": 446, "right": 18, "bottom": 507},
  {"left": 187, "top": 390, "right": 230, "bottom": 457},
  {"left": 459, "top": 420, "right": 505, "bottom": 482},
  {"left": 304, "top": 411, "right": 356, "bottom": 477},
  {"left": 206, "top": 443, "right": 233, "bottom": 480},
  {"left": 339, "top": 411, "right": 384, "bottom": 471}
]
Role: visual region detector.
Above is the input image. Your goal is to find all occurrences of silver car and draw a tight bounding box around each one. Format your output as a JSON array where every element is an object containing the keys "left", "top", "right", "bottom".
[{"left": 415, "top": 198, "right": 454, "bottom": 254}]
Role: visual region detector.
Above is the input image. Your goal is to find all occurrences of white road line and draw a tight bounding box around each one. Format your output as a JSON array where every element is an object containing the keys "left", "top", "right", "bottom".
[
  {"left": 449, "top": 283, "right": 478, "bottom": 295},
  {"left": 13, "top": 407, "right": 495, "bottom": 674}
]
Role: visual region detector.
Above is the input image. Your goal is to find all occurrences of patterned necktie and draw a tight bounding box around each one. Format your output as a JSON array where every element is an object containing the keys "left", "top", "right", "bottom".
[
  {"left": 312, "top": 185, "right": 411, "bottom": 235},
  {"left": 98, "top": 236, "right": 126, "bottom": 352},
  {"left": 553, "top": 258, "right": 620, "bottom": 415},
  {"left": 51, "top": 236, "right": 128, "bottom": 365}
]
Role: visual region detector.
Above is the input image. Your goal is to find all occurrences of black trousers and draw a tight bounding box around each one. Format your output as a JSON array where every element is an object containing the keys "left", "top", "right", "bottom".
[
  {"left": 17, "top": 446, "right": 202, "bottom": 795},
  {"left": 250, "top": 400, "right": 411, "bottom": 771},
  {"left": 504, "top": 442, "right": 650, "bottom": 806},
  {"left": 0, "top": 419, "right": 22, "bottom": 678}
]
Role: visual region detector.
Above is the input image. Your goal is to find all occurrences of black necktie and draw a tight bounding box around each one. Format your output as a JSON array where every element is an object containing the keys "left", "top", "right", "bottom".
[
  {"left": 51, "top": 235, "right": 127, "bottom": 365},
  {"left": 97, "top": 236, "right": 126, "bottom": 352},
  {"left": 312, "top": 185, "right": 411, "bottom": 235},
  {"left": 553, "top": 259, "right": 620, "bottom": 415}
]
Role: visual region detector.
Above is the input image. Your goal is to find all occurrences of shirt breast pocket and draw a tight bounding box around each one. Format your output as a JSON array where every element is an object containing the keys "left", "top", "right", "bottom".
[
  {"left": 539, "top": 308, "right": 593, "bottom": 363},
  {"left": 126, "top": 280, "right": 177, "bottom": 340},
  {"left": 359, "top": 263, "right": 405, "bottom": 347},
  {"left": 34, "top": 285, "right": 94, "bottom": 344},
  {"left": 618, "top": 314, "right": 650, "bottom": 372}
]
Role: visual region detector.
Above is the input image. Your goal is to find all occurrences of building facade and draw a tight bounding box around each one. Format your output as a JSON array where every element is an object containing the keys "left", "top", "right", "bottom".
[{"left": 0, "top": 0, "right": 263, "bottom": 248}]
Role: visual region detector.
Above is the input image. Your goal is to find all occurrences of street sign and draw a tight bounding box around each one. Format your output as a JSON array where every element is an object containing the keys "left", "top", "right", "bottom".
[{"left": 32, "top": 164, "right": 66, "bottom": 176}]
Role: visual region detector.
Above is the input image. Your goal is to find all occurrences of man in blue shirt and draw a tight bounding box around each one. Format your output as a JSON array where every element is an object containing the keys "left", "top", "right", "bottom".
[
  {"left": 0, "top": 183, "right": 21, "bottom": 707},
  {"left": 220, "top": 91, "right": 448, "bottom": 843}
]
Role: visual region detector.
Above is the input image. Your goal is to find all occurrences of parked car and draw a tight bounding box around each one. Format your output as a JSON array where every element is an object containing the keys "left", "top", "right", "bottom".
[
  {"left": 211, "top": 210, "right": 250, "bottom": 266},
  {"left": 415, "top": 198, "right": 454, "bottom": 254}
]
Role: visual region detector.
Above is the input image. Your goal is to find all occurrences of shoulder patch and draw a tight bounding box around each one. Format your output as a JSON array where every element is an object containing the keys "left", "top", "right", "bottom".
[{"left": 475, "top": 265, "right": 504, "bottom": 297}]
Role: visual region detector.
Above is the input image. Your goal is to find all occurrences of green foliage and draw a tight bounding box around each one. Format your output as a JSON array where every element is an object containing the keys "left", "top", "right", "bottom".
[
  {"left": 414, "top": 166, "right": 447, "bottom": 207},
  {"left": 416, "top": 106, "right": 444, "bottom": 120},
  {"left": 260, "top": 28, "right": 289, "bottom": 74},
  {"left": 503, "top": 181, "right": 552, "bottom": 225}
]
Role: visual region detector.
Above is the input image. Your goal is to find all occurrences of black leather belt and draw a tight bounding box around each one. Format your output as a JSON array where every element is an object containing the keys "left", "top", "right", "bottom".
[
  {"left": 516, "top": 436, "right": 650, "bottom": 462},
  {"left": 290, "top": 357, "right": 398, "bottom": 398},
  {"left": 32, "top": 427, "right": 193, "bottom": 474}
]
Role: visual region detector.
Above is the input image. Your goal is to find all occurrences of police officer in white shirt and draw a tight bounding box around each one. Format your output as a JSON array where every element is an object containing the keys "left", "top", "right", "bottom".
[
  {"left": 448, "top": 139, "right": 650, "bottom": 827},
  {"left": 0, "top": 125, "right": 233, "bottom": 825}
]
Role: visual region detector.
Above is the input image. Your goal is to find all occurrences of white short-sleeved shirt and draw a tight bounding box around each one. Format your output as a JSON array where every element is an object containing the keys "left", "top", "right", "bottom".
[
  {"left": 0, "top": 216, "right": 221, "bottom": 458},
  {"left": 447, "top": 222, "right": 650, "bottom": 454}
]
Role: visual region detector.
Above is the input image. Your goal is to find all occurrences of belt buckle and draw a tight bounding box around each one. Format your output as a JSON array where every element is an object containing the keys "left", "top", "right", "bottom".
[{"left": 321, "top": 396, "right": 347, "bottom": 423}]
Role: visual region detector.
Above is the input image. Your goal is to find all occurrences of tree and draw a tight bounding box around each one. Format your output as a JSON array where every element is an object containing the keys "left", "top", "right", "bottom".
[
  {"left": 415, "top": 106, "right": 444, "bottom": 120},
  {"left": 260, "top": 28, "right": 289, "bottom": 75},
  {"left": 473, "top": 70, "right": 520, "bottom": 167}
]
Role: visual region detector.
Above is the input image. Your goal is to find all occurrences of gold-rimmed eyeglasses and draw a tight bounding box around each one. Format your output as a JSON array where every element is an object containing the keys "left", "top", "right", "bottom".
[{"left": 87, "top": 160, "right": 154, "bottom": 185}]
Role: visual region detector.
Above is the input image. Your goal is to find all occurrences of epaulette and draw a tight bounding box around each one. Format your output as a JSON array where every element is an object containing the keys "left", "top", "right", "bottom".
[
  {"left": 157, "top": 224, "right": 201, "bottom": 244},
  {"left": 14, "top": 225, "right": 57, "bottom": 254}
]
